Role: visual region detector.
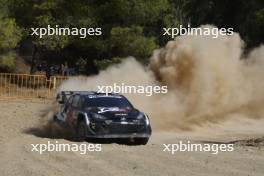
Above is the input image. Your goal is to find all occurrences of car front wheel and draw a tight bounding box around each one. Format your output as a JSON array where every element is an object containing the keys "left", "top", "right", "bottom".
[
  {"left": 76, "top": 121, "right": 87, "bottom": 142},
  {"left": 133, "top": 137, "right": 149, "bottom": 145}
]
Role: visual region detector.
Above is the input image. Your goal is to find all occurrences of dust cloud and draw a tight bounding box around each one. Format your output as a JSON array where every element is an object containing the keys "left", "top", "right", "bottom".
[
  {"left": 31, "top": 102, "right": 75, "bottom": 139},
  {"left": 58, "top": 25, "right": 264, "bottom": 131}
]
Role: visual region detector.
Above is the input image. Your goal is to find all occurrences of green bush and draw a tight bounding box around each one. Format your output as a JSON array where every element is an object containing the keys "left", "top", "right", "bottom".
[
  {"left": 110, "top": 26, "right": 157, "bottom": 63},
  {"left": 0, "top": 17, "right": 21, "bottom": 50},
  {"left": 94, "top": 57, "right": 123, "bottom": 70},
  {"left": 0, "top": 52, "right": 16, "bottom": 70}
]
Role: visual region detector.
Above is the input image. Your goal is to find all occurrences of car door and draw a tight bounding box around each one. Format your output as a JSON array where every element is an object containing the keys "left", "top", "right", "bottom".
[
  {"left": 58, "top": 95, "right": 73, "bottom": 122},
  {"left": 66, "top": 94, "right": 80, "bottom": 126}
]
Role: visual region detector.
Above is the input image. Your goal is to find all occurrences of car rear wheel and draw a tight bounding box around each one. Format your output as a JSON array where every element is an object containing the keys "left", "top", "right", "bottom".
[{"left": 76, "top": 121, "right": 87, "bottom": 142}]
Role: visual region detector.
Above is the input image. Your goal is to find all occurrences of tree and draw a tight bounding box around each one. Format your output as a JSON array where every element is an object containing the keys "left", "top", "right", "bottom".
[
  {"left": 110, "top": 26, "right": 157, "bottom": 63},
  {"left": 7, "top": 0, "right": 176, "bottom": 74},
  {"left": 182, "top": 0, "right": 264, "bottom": 48},
  {"left": 0, "top": 0, "right": 22, "bottom": 71}
]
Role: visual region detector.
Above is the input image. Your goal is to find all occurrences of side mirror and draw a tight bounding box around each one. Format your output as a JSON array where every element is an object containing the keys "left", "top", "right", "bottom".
[
  {"left": 56, "top": 93, "right": 66, "bottom": 104},
  {"left": 58, "top": 100, "right": 65, "bottom": 104}
]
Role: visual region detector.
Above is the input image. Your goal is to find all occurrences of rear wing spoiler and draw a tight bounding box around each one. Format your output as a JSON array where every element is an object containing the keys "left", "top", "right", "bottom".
[
  {"left": 56, "top": 91, "right": 96, "bottom": 104},
  {"left": 56, "top": 91, "right": 122, "bottom": 104}
]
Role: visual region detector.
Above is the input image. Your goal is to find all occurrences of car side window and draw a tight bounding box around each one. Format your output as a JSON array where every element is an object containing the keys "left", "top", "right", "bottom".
[
  {"left": 77, "top": 96, "right": 85, "bottom": 109},
  {"left": 68, "top": 96, "right": 74, "bottom": 105},
  {"left": 72, "top": 95, "right": 80, "bottom": 107},
  {"left": 63, "top": 96, "right": 72, "bottom": 113}
]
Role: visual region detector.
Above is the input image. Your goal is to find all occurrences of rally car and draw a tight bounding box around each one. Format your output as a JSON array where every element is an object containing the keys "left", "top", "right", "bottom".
[{"left": 54, "top": 91, "right": 152, "bottom": 145}]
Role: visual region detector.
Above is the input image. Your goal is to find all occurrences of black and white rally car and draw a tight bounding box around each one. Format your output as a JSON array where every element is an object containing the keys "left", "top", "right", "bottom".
[{"left": 54, "top": 91, "right": 152, "bottom": 145}]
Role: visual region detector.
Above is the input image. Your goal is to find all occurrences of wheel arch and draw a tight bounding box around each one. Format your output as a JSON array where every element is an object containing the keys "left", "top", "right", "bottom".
[{"left": 77, "top": 112, "right": 89, "bottom": 126}]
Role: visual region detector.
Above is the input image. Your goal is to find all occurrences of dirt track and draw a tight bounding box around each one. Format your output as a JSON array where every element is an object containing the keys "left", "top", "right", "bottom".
[{"left": 0, "top": 100, "right": 264, "bottom": 176}]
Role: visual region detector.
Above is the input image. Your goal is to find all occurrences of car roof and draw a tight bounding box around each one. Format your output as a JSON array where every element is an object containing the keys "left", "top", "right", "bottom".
[{"left": 67, "top": 91, "right": 122, "bottom": 97}]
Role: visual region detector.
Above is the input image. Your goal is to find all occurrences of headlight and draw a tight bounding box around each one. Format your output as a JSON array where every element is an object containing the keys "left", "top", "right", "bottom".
[
  {"left": 137, "top": 113, "right": 150, "bottom": 125},
  {"left": 92, "top": 113, "right": 106, "bottom": 120},
  {"left": 137, "top": 113, "right": 145, "bottom": 120},
  {"left": 145, "top": 114, "right": 150, "bottom": 125}
]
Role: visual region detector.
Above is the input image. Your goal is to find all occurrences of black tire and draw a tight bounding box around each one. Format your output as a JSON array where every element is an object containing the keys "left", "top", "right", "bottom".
[
  {"left": 53, "top": 115, "right": 58, "bottom": 122},
  {"left": 76, "top": 121, "right": 88, "bottom": 142},
  {"left": 133, "top": 137, "right": 149, "bottom": 145}
]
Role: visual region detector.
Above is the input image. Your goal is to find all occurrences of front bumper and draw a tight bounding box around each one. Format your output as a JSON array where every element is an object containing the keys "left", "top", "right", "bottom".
[
  {"left": 86, "top": 120, "right": 152, "bottom": 138},
  {"left": 85, "top": 133, "right": 151, "bottom": 138}
]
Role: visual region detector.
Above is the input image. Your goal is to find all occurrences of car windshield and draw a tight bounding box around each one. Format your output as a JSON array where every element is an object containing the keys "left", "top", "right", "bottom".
[{"left": 85, "top": 96, "right": 133, "bottom": 108}]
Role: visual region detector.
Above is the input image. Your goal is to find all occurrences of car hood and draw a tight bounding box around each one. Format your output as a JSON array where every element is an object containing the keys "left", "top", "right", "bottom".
[{"left": 87, "top": 107, "right": 140, "bottom": 119}]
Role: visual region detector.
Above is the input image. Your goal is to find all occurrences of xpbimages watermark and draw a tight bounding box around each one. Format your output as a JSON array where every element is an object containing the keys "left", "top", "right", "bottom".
[
  {"left": 31, "top": 25, "right": 102, "bottom": 38},
  {"left": 97, "top": 83, "right": 168, "bottom": 96},
  {"left": 163, "top": 141, "right": 234, "bottom": 155},
  {"left": 163, "top": 24, "right": 234, "bottom": 39},
  {"left": 31, "top": 141, "right": 102, "bottom": 154}
]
